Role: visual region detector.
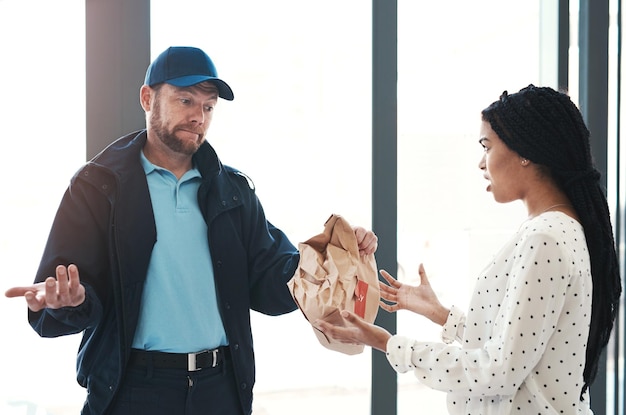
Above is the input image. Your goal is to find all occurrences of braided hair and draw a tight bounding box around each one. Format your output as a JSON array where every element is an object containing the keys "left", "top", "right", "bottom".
[{"left": 481, "top": 84, "right": 621, "bottom": 400}]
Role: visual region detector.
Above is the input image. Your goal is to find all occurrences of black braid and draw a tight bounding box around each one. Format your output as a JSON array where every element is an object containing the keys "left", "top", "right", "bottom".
[{"left": 482, "top": 85, "right": 621, "bottom": 400}]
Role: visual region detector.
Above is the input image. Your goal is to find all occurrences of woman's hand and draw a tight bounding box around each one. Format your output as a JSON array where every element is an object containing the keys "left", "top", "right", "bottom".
[
  {"left": 379, "top": 263, "right": 449, "bottom": 326},
  {"left": 314, "top": 310, "right": 392, "bottom": 353}
]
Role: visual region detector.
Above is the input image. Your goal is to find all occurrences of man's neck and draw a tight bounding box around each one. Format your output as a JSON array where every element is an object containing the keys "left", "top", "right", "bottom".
[{"left": 143, "top": 139, "right": 193, "bottom": 180}]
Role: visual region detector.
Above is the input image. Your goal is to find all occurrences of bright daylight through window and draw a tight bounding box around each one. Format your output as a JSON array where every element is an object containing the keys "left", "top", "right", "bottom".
[{"left": 4, "top": 1, "right": 606, "bottom": 414}]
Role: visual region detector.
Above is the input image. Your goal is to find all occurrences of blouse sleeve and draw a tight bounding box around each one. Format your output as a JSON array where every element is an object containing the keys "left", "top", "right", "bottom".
[
  {"left": 441, "top": 304, "right": 465, "bottom": 344},
  {"left": 386, "top": 231, "right": 580, "bottom": 397}
]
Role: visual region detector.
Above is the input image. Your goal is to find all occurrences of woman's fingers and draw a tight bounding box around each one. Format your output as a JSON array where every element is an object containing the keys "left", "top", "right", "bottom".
[
  {"left": 378, "top": 300, "right": 397, "bottom": 313},
  {"left": 379, "top": 269, "right": 402, "bottom": 288}
]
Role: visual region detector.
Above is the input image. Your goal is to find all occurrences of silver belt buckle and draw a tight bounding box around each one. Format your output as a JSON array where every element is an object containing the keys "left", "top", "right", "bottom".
[
  {"left": 187, "top": 349, "right": 219, "bottom": 371},
  {"left": 188, "top": 352, "right": 200, "bottom": 371}
]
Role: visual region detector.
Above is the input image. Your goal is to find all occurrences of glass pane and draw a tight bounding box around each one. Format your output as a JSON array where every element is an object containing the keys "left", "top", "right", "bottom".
[
  {"left": 0, "top": 0, "right": 86, "bottom": 414},
  {"left": 151, "top": 1, "right": 373, "bottom": 413},
  {"left": 396, "top": 1, "right": 541, "bottom": 412},
  {"left": 0, "top": 1, "right": 557, "bottom": 414}
]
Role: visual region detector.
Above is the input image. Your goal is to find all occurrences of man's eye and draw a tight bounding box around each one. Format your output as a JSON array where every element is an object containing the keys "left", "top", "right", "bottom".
[
  {"left": 204, "top": 106, "right": 214, "bottom": 112},
  {"left": 180, "top": 98, "right": 191, "bottom": 104}
]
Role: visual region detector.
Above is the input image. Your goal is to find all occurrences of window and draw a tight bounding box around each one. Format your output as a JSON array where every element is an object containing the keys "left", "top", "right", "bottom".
[
  {"left": 7, "top": 1, "right": 605, "bottom": 414},
  {"left": 150, "top": 1, "right": 373, "bottom": 413},
  {"left": 395, "top": 1, "right": 541, "bottom": 411},
  {"left": 0, "top": 1, "right": 86, "bottom": 414}
]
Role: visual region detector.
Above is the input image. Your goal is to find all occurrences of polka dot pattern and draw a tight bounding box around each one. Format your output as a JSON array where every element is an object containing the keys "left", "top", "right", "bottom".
[{"left": 386, "top": 212, "right": 593, "bottom": 414}]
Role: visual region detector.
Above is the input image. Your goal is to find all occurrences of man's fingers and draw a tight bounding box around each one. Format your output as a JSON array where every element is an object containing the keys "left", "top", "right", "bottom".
[
  {"left": 353, "top": 226, "right": 366, "bottom": 243},
  {"left": 44, "top": 277, "right": 59, "bottom": 306},
  {"left": 56, "top": 266, "right": 69, "bottom": 299},
  {"left": 6, "top": 287, "right": 47, "bottom": 312},
  {"left": 360, "top": 236, "right": 378, "bottom": 255},
  {"left": 5, "top": 286, "right": 35, "bottom": 298},
  {"left": 5, "top": 265, "right": 83, "bottom": 310},
  {"left": 67, "top": 264, "right": 80, "bottom": 291},
  {"left": 353, "top": 227, "right": 378, "bottom": 255},
  {"left": 24, "top": 291, "right": 45, "bottom": 312}
]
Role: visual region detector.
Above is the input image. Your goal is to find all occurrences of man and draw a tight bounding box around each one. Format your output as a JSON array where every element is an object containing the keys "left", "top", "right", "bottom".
[{"left": 5, "top": 46, "right": 378, "bottom": 415}]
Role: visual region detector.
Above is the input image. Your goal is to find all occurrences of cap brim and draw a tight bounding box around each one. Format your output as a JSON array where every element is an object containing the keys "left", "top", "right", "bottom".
[{"left": 167, "top": 75, "right": 234, "bottom": 100}]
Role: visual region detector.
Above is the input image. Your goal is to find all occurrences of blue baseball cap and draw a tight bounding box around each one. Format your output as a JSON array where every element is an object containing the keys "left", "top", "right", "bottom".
[{"left": 144, "top": 46, "right": 234, "bottom": 100}]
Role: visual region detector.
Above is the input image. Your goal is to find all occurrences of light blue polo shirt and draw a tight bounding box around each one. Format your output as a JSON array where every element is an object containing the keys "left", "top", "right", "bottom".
[{"left": 132, "top": 151, "right": 228, "bottom": 352}]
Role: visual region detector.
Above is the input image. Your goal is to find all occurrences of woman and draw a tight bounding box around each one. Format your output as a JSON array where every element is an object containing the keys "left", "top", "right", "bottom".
[{"left": 316, "top": 85, "right": 621, "bottom": 414}]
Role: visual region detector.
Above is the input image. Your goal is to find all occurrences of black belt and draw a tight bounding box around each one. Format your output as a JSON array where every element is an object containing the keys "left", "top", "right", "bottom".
[{"left": 129, "top": 347, "right": 229, "bottom": 372}]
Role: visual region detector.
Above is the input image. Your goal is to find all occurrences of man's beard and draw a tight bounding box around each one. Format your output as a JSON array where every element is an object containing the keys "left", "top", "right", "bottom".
[{"left": 149, "top": 102, "right": 203, "bottom": 156}]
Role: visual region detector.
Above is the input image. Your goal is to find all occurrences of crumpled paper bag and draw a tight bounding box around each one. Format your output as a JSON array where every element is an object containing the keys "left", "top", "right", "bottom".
[{"left": 287, "top": 214, "right": 379, "bottom": 355}]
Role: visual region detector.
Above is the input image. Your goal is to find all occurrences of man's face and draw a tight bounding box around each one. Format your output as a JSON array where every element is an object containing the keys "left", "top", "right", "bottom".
[{"left": 146, "top": 82, "right": 219, "bottom": 156}]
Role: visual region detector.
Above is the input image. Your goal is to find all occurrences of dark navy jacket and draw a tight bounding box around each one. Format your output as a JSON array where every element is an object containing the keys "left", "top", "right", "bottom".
[{"left": 28, "top": 130, "right": 300, "bottom": 414}]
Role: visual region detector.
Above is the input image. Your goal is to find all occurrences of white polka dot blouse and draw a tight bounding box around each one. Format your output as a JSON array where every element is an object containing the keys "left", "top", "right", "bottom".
[{"left": 386, "top": 212, "right": 593, "bottom": 414}]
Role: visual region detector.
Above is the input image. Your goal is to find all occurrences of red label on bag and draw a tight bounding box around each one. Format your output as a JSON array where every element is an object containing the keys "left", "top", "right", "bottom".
[{"left": 354, "top": 279, "right": 369, "bottom": 318}]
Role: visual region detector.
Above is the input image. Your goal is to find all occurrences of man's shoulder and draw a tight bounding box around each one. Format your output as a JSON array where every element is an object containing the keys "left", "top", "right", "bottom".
[
  {"left": 223, "top": 166, "right": 255, "bottom": 190},
  {"left": 91, "top": 130, "right": 147, "bottom": 164},
  {"left": 71, "top": 130, "right": 147, "bottom": 189}
]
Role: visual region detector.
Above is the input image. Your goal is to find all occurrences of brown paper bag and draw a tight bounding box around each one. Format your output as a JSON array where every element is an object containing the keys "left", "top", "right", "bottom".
[{"left": 287, "top": 214, "right": 379, "bottom": 355}]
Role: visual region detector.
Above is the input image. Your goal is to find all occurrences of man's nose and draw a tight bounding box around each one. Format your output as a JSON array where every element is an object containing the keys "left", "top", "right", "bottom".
[{"left": 190, "top": 104, "right": 206, "bottom": 124}]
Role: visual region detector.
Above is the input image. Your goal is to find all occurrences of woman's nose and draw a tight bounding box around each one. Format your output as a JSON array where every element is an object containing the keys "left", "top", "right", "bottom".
[{"left": 478, "top": 154, "right": 486, "bottom": 170}]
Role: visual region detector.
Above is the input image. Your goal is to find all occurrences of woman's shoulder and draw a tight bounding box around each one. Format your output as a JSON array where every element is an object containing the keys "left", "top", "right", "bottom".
[
  {"left": 518, "top": 211, "right": 587, "bottom": 251},
  {"left": 522, "top": 211, "right": 582, "bottom": 233}
]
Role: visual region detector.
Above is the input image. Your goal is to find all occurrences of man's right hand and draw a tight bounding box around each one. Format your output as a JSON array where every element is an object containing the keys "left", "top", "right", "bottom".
[{"left": 5, "top": 264, "right": 85, "bottom": 312}]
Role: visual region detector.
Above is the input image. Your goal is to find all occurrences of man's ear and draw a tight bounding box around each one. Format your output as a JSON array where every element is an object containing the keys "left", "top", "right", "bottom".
[{"left": 139, "top": 85, "right": 152, "bottom": 112}]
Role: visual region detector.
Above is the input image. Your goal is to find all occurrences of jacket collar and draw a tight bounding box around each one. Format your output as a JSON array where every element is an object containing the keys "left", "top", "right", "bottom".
[{"left": 90, "top": 129, "right": 223, "bottom": 181}]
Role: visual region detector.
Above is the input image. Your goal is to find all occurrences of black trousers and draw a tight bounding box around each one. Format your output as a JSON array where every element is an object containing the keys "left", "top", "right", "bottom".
[{"left": 107, "top": 356, "right": 244, "bottom": 415}]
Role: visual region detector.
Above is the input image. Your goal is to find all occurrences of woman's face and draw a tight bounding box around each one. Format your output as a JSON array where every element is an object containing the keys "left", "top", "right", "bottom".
[{"left": 478, "top": 120, "right": 527, "bottom": 203}]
